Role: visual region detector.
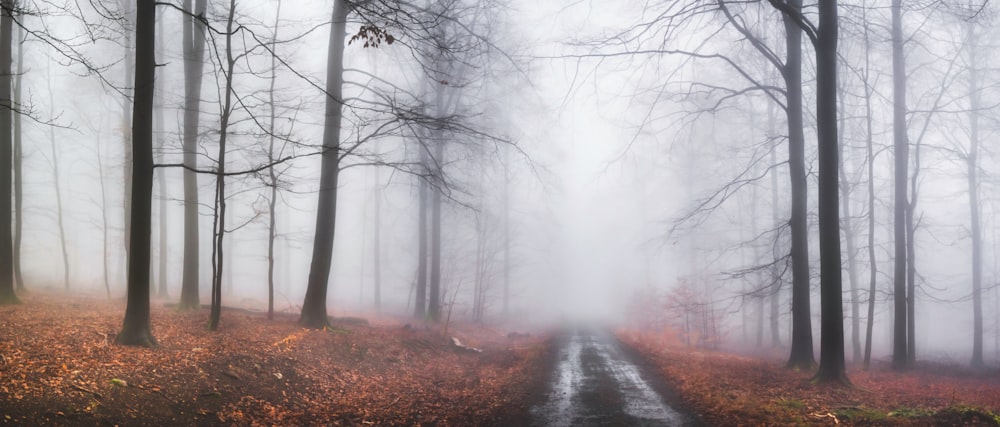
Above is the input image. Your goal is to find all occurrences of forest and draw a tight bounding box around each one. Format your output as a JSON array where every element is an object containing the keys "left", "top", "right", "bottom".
[{"left": 2, "top": 0, "right": 1000, "bottom": 425}]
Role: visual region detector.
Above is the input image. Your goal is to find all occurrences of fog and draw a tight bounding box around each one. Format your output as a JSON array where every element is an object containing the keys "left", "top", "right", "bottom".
[{"left": 7, "top": 0, "right": 1000, "bottom": 369}]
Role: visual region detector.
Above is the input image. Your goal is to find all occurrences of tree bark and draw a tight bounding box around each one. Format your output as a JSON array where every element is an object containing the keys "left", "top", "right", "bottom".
[
  {"left": 208, "top": 0, "right": 237, "bottom": 332},
  {"left": 813, "top": 0, "right": 848, "bottom": 385},
  {"left": 861, "top": 2, "right": 878, "bottom": 370},
  {"left": 179, "top": 0, "right": 206, "bottom": 310},
  {"left": 121, "top": 0, "right": 134, "bottom": 264},
  {"left": 967, "top": 22, "right": 984, "bottom": 368},
  {"left": 116, "top": 0, "right": 156, "bottom": 346},
  {"left": 414, "top": 144, "right": 428, "bottom": 319},
  {"left": 46, "top": 61, "right": 70, "bottom": 290},
  {"left": 783, "top": 0, "right": 814, "bottom": 371},
  {"left": 0, "top": 0, "right": 18, "bottom": 305},
  {"left": 266, "top": 0, "right": 282, "bottom": 321},
  {"left": 300, "top": 0, "right": 348, "bottom": 329},
  {"left": 155, "top": 11, "right": 168, "bottom": 299},
  {"left": 837, "top": 73, "right": 861, "bottom": 364},
  {"left": 890, "top": 0, "right": 909, "bottom": 371},
  {"left": 428, "top": 135, "right": 444, "bottom": 322},
  {"left": 12, "top": 18, "right": 21, "bottom": 292}
]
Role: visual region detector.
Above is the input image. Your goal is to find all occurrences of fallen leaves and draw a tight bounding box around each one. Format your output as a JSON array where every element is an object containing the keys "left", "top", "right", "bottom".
[
  {"left": 0, "top": 291, "right": 548, "bottom": 425},
  {"left": 619, "top": 329, "right": 1000, "bottom": 426}
]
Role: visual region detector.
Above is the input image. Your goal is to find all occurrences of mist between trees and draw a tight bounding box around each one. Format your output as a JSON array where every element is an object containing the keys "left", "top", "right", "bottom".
[{"left": 0, "top": 0, "right": 998, "bottom": 384}]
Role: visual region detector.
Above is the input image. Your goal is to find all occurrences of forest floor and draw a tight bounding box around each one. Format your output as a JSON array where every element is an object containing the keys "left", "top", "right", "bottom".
[
  {"left": 619, "top": 329, "right": 1000, "bottom": 426},
  {"left": 0, "top": 289, "right": 551, "bottom": 426}
]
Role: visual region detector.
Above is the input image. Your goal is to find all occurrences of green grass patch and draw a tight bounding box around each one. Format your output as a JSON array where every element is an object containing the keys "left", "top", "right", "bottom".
[{"left": 834, "top": 406, "right": 887, "bottom": 422}]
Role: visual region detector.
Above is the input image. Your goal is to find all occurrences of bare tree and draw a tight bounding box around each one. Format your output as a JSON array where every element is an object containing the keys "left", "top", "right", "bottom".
[
  {"left": 116, "top": 0, "right": 155, "bottom": 346},
  {"left": 178, "top": 0, "right": 206, "bottom": 311},
  {"left": 0, "top": 0, "right": 18, "bottom": 305}
]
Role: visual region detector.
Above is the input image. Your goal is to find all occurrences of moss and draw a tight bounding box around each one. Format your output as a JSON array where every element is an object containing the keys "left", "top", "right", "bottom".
[
  {"left": 888, "top": 407, "right": 933, "bottom": 418},
  {"left": 776, "top": 398, "right": 805, "bottom": 410},
  {"left": 834, "top": 406, "right": 887, "bottom": 422},
  {"left": 933, "top": 405, "right": 1000, "bottom": 425}
]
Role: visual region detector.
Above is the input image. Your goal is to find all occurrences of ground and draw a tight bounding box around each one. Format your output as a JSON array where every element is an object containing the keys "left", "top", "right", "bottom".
[
  {"left": 0, "top": 290, "right": 549, "bottom": 426},
  {"left": 619, "top": 329, "right": 1000, "bottom": 426}
]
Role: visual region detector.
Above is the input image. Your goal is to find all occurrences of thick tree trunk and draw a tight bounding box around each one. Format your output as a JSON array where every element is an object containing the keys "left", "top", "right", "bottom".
[
  {"left": 12, "top": 20, "right": 21, "bottom": 292},
  {"left": 116, "top": 0, "right": 156, "bottom": 346},
  {"left": 890, "top": 0, "right": 909, "bottom": 371},
  {"left": 300, "top": 0, "right": 348, "bottom": 329},
  {"left": 0, "top": 0, "right": 17, "bottom": 305},
  {"left": 179, "top": 0, "right": 206, "bottom": 310},
  {"left": 813, "top": 0, "right": 848, "bottom": 385},
  {"left": 783, "top": 0, "right": 814, "bottom": 370}
]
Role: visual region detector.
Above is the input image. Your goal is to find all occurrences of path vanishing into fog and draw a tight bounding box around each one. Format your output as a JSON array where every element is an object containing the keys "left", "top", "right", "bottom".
[{"left": 530, "top": 329, "right": 694, "bottom": 426}]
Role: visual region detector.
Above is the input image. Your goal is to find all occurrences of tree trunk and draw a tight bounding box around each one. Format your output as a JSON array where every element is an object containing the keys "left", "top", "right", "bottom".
[
  {"left": 767, "top": 96, "right": 781, "bottom": 348},
  {"left": 813, "top": 0, "right": 848, "bottom": 385},
  {"left": 179, "top": 0, "right": 206, "bottom": 310},
  {"left": 414, "top": 165, "right": 428, "bottom": 319},
  {"left": 266, "top": 0, "right": 282, "bottom": 321},
  {"left": 502, "top": 145, "right": 510, "bottom": 317},
  {"left": 155, "top": 12, "right": 168, "bottom": 299},
  {"left": 300, "top": 0, "right": 348, "bottom": 329},
  {"left": 46, "top": 61, "right": 70, "bottom": 291},
  {"left": 967, "top": 22, "right": 984, "bottom": 368},
  {"left": 837, "top": 73, "right": 862, "bottom": 364},
  {"left": 208, "top": 0, "right": 237, "bottom": 332},
  {"left": 0, "top": 0, "right": 18, "bottom": 305},
  {"left": 783, "top": 0, "right": 814, "bottom": 370},
  {"left": 373, "top": 169, "right": 382, "bottom": 314},
  {"left": 890, "top": 0, "right": 909, "bottom": 371},
  {"left": 97, "top": 127, "right": 111, "bottom": 299},
  {"left": 121, "top": 0, "right": 134, "bottom": 264},
  {"left": 116, "top": 0, "right": 156, "bottom": 346},
  {"left": 12, "top": 19, "right": 22, "bottom": 292},
  {"left": 862, "top": 3, "right": 878, "bottom": 370},
  {"left": 428, "top": 134, "right": 444, "bottom": 322}
]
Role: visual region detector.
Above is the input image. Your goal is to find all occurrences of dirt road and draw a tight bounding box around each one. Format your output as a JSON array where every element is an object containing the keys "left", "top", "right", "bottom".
[{"left": 530, "top": 328, "right": 694, "bottom": 426}]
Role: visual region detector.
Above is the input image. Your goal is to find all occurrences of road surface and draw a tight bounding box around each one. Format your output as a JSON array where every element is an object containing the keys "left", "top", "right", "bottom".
[{"left": 530, "top": 329, "right": 694, "bottom": 426}]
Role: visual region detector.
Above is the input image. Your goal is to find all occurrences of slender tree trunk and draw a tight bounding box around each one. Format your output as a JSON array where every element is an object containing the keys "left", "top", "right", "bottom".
[
  {"left": 502, "top": 145, "right": 510, "bottom": 318},
  {"left": 862, "top": 3, "right": 878, "bottom": 370},
  {"left": 373, "top": 169, "right": 381, "bottom": 314},
  {"left": 116, "top": 0, "right": 155, "bottom": 346},
  {"left": 813, "top": 0, "right": 848, "bottom": 384},
  {"left": 155, "top": 13, "right": 168, "bottom": 299},
  {"left": 414, "top": 164, "right": 428, "bottom": 319},
  {"left": 209, "top": 0, "right": 237, "bottom": 332},
  {"left": 179, "top": 0, "right": 206, "bottom": 310},
  {"left": 0, "top": 0, "right": 17, "bottom": 305},
  {"left": 837, "top": 74, "right": 862, "bottom": 364},
  {"left": 266, "top": 0, "right": 282, "bottom": 321},
  {"left": 97, "top": 124, "right": 111, "bottom": 299},
  {"left": 300, "top": 0, "right": 348, "bottom": 329},
  {"left": 46, "top": 61, "right": 70, "bottom": 291},
  {"left": 783, "top": 0, "right": 814, "bottom": 370},
  {"left": 906, "top": 128, "right": 919, "bottom": 364},
  {"left": 967, "top": 23, "right": 984, "bottom": 368},
  {"left": 767, "top": 97, "right": 781, "bottom": 348},
  {"left": 428, "top": 136, "right": 444, "bottom": 321},
  {"left": 121, "top": 0, "right": 134, "bottom": 264},
  {"left": 12, "top": 19, "right": 22, "bottom": 292},
  {"left": 891, "top": 0, "right": 910, "bottom": 371}
]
